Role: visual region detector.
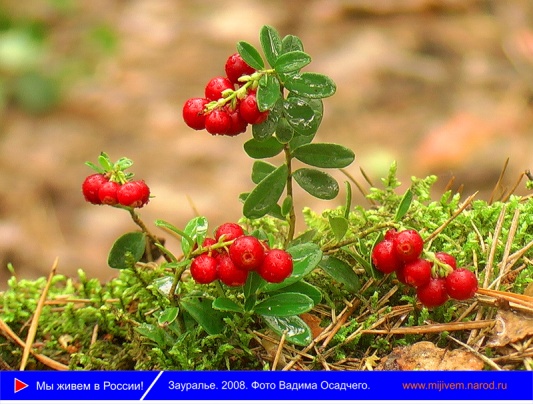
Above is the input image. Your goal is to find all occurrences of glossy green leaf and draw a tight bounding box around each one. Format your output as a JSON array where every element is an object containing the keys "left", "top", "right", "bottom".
[
  {"left": 262, "top": 315, "right": 312, "bottom": 346},
  {"left": 263, "top": 242, "right": 323, "bottom": 292},
  {"left": 258, "top": 74, "right": 281, "bottom": 112},
  {"left": 275, "top": 117, "right": 294, "bottom": 144},
  {"left": 108, "top": 232, "right": 146, "bottom": 269},
  {"left": 254, "top": 292, "right": 313, "bottom": 317},
  {"left": 252, "top": 107, "right": 279, "bottom": 141},
  {"left": 181, "top": 216, "right": 208, "bottom": 256},
  {"left": 243, "top": 136, "right": 284, "bottom": 159},
  {"left": 283, "top": 97, "right": 320, "bottom": 137},
  {"left": 292, "top": 143, "right": 355, "bottom": 169},
  {"left": 243, "top": 164, "right": 288, "bottom": 219},
  {"left": 244, "top": 271, "right": 266, "bottom": 301},
  {"left": 212, "top": 297, "right": 244, "bottom": 313},
  {"left": 157, "top": 307, "right": 179, "bottom": 326},
  {"left": 293, "top": 168, "right": 339, "bottom": 200},
  {"left": 282, "top": 34, "right": 304, "bottom": 53},
  {"left": 271, "top": 280, "right": 322, "bottom": 306},
  {"left": 136, "top": 324, "right": 169, "bottom": 346},
  {"left": 319, "top": 255, "right": 360, "bottom": 293},
  {"left": 260, "top": 25, "right": 282, "bottom": 67},
  {"left": 285, "top": 72, "right": 336, "bottom": 99},
  {"left": 180, "top": 298, "right": 225, "bottom": 335},
  {"left": 152, "top": 275, "right": 174, "bottom": 297},
  {"left": 395, "top": 188, "right": 413, "bottom": 221},
  {"left": 281, "top": 195, "right": 293, "bottom": 217},
  {"left": 251, "top": 160, "right": 276, "bottom": 184},
  {"left": 236, "top": 41, "right": 264, "bottom": 70},
  {"left": 329, "top": 216, "right": 349, "bottom": 241},
  {"left": 274, "top": 51, "right": 311, "bottom": 73}
]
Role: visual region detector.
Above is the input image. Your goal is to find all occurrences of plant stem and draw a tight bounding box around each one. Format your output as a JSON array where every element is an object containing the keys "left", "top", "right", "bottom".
[
  {"left": 284, "top": 144, "right": 296, "bottom": 247},
  {"left": 321, "top": 222, "right": 397, "bottom": 253},
  {"left": 128, "top": 209, "right": 173, "bottom": 263}
]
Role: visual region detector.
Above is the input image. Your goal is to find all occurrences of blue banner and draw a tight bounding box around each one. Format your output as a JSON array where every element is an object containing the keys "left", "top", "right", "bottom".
[{"left": 0, "top": 370, "right": 531, "bottom": 401}]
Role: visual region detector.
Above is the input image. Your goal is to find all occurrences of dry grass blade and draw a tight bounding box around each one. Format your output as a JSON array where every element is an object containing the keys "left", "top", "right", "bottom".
[
  {"left": 340, "top": 168, "right": 377, "bottom": 206},
  {"left": 271, "top": 330, "right": 287, "bottom": 371},
  {"left": 482, "top": 205, "right": 507, "bottom": 288},
  {"left": 447, "top": 334, "right": 502, "bottom": 370},
  {"left": 321, "top": 297, "right": 360, "bottom": 348},
  {"left": 361, "top": 319, "right": 494, "bottom": 335},
  {"left": 489, "top": 209, "right": 520, "bottom": 290},
  {"left": 0, "top": 318, "right": 68, "bottom": 370},
  {"left": 488, "top": 157, "right": 509, "bottom": 204},
  {"left": 424, "top": 192, "right": 478, "bottom": 244},
  {"left": 20, "top": 258, "right": 59, "bottom": 371},
  {"left": 477, "top": 288, "right": 533, "bottom": 312}
]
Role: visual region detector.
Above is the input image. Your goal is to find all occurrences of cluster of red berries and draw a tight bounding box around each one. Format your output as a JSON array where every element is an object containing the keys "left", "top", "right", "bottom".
[
  {"left": 190, "top": 222, "right": 293, "bottom": 287},
  {"left": 182, "top": 53, "right": 269, "bottom": 136},
  {"left": 371, "top": 229, "right": 478, "bottom": 308},
  {"left": 82, "top": 173, "right": 150, "bottom": 208}
]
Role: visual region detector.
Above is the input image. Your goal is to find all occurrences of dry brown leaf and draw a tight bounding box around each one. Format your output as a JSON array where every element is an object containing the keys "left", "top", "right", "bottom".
[
  {"left": 487, "top": 309, "right": 533, "bottom": 347},
  {"left": 377, "top": 341, "right": 484, "bottom": 370},
  {"left": 524, "top": 282, "right": 533, "bottom": 297},
  {"left": 299, "top": 313, "right": 324, "bottom": 339}
]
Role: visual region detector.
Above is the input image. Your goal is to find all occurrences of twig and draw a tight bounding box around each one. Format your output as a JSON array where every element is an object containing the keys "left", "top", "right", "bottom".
[
  {"left": 20, "top": 258, "right": 58, "bottom": 370},
  {"left": 0, "top": 318, "right": 68, "bottom": 370},
  {"left": 361, "top": 319, "right": 494, "bottom": 335},
  {"left": 447, "top": 334, "right": 501, "bottom": 370},
  {"left": 271, "top": 331, "right": 287, "bottom": 370}
]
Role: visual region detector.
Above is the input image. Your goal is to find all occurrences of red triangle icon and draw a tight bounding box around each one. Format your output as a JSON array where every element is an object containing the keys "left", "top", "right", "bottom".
[{"left": 14, "top": 378, "right": 28, "bottom": 393}]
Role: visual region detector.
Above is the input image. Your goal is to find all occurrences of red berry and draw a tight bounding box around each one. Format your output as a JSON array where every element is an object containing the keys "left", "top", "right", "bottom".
[
  {"left": 117, "top": 180, "right": 150, "bottom": 208},
  {"left": 224, "top": 104, "right": 248, "bottom": 136},
  {"left": 371, "top": 239, "right": 402, "bottom": 274},
  {"left": 205, "top": 109, "right": 231, "bottom": 135},
  {"left": 82, "top": 173, "right": 108, "bottom": 205},
  {"left": 215, "top": 222, "right": 244, "bottom": 242},
  {"left": 384, "top": 228, "right": 398, "bottom": 241},
  {"left": 217, "top": 253, "right": 248, "bottom": 287},
  {"left": 183, "top": 97, "right": 209, "bottom": 130},
  {"left": 225, "top": 53, "right": 255, "bottom": 84},
  {"left": 416, "top": 278, "right": 448, "bottom": 308},
  {"left": 401, "top": 258, "right": 432, "bottom": 288},
  {"left": 205, "top": 76, "right": 234, "bottom": 101},
  {"left": 394, "top": 229, "right": 424, "bottom": 263},
  {"left": 202, "top": 237, "right": 220, "bottom": 257},
  {"left": 435, "top": 252, "right": 457, "bottom": 271},
  {"left": 190, "top": 254, "right": 218, "bottom": 284},
  {"left": 239, "top": 92, "right": 269, "bottom": 125},
  {"left": 98, "top": 180, "right": 120, "bottom": 205},
  {"left": 229, "top": 235, "right": 265, "bottom": 271},
  {"left": 445, "top": 268, "right": 478, "bottom": 300},
  {"left": 258, "top": 249, "right": 293, "bottom": 283}
]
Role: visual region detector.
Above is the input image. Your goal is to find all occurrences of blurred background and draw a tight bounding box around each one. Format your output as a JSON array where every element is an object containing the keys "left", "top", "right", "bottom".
[{"left": 1, "top": 0, "right": 533, "bottom": 288}]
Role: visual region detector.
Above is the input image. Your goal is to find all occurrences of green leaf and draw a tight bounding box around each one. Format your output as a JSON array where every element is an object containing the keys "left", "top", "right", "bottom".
[
  {"left": 292, "top": 143, "right": 355, "bottom": 169},
  {"left": 243, "top": 164, "right": 288, "bottom": 219},
  {"left": 244, "top": 136, "right": 284, "bottom": 159},
  {"left": 263, "top": 242, "right": 323, "bottom": 292},
  {"left": 108, "top": 232, "right": 146, "bottom": 269},
  {"left": 293, "top": 168, "right": 339, "bottom": 200},
  {"left": 258, "top": 74, "right": 281, "bottom": 111},
  {"left": 244, "top": 271, "right": 266, "bottom": 301},
  {"left": 152, "top": 275, "right": 174, "bottom": 297},
  {"left": 180, "top": 298, "right": 225, "bottom": 335},
  {"left": 254, "top": 292, "right": 313, "bottom": 317},
  {"left": 283, "top": 97, "right": 321, "bottom": 137},
  {"left": 260, "top": 25, "right": 282, "bottom": 67},
  {"left": 262, "top": 315, "right": 312, "bottom": 346},
  {"left": 282, "top": 34, "right": 304, "bottom": 53},
  {"left": 281, "top": 195, "right": 293, "bottom": 217},
  {"left": 181, "top": 216, "right": 208, "bottom": 256},
  {"left": 274, "top": 51, "right": 311, "bottom": 73},
  {"left": 157, "top": 307, "right": 179, "bottom": 326},
  {"left": 395, "top": 188, "right": 413, "bottom": 221},
  {"left": 236, "top": 41, "right": 264, "bottom": 70},
  {"left": 329, "top": 216, "right": 349, "bottom": 241},
  {"left": 275, "top": 117, "right": 294, "bottom": 144},
  {"left": 251, "top": 161, "right": 276, "bottom": 184},
  {"left": 252, "top": 98, "right": 283, "bottom": 141},
  {"left": 319, "top": 255, "right": 360, "bottom": 293},
  {"left": 285, "top": 72, "right": 336, "bottom": 99},
  {"left": 136, "top": 324, "right": 169, "bottom": 346},
  {"left": 271, "top": 280, "right": 322, "bottom": 306},
  {"left": 212, "top": 297, "right": 244, "bottom": 313},
  {"left": 155, "top": 219, "right": 194, "bottom": 247}
]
